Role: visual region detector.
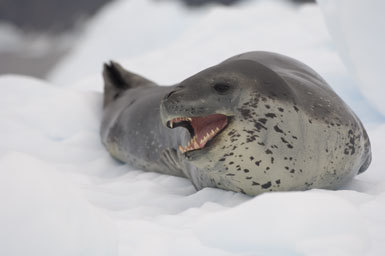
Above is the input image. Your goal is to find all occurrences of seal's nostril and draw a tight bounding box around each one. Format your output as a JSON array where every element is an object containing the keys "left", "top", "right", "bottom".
[
  {"left": 166, "top": 90, "right": 177, "bottom": 99},
  {"left": 165, "top": 85, "right": 185, "bottom": 100}
]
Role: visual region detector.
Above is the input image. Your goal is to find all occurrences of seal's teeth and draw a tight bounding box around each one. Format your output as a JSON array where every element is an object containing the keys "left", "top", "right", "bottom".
[
  {"left": 188, "top": 118, "right": 192, "bottom": 121},
  {"left": 215, "top": 127, "right": 219, "bottom": 132},
  {"left": 170, "top": 122, "right": 173, "bottom": 128},
  {"left": 178, "top": 145, "right": 185, "bottom": 153},
  {"left": 190, "top": 136, "right": 197, "bottom": 149},
  {"left": 210, "top": 129, "right": 215, "bottom": 135}
]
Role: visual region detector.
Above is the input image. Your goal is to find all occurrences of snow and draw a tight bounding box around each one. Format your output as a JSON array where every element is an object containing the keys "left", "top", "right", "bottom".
[
  {"left": 317, "top": 0, "right": 385, "bottom": 117},
  {"left": 1, "top": 0, "right": 385, "bottom": 255}
]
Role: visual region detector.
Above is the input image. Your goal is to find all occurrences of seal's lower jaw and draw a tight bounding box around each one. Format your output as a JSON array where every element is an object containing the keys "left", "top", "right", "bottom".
[{"left": 166, "top": 114, "right": 229, "bottom": 154}]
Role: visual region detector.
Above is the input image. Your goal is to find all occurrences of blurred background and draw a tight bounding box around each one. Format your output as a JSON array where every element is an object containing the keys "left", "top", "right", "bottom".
[
  {"left": 0, "top": 0, "right": 384, "bottom": 124},
  {"left": 0, "top": 0, "right": 314, "bottom": 79}
]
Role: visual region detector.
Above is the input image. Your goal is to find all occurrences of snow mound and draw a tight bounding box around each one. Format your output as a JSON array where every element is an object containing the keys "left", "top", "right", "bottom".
[
  {"left": 0, "top": 76, "right": 117, "bottom": 256},
  {"left": 0, "top": 152, "right": 117, "bottom": 256},
  {"left": 317, "top": 0, "right": 385, "bottom": 117}
]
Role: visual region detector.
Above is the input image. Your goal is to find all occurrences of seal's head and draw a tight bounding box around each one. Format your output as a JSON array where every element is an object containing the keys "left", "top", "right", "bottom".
[{"left": 160, "top": 57, "right": 290, "bottom": 168}]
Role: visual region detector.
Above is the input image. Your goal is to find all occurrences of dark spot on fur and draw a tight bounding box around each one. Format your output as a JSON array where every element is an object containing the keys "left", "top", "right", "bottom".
[
  {"left": 278, "top": 107, "right": 284, "bottom": 112},
  {"left": 255, "top": 160, "right": 261, "bottom": 166},
  {"left": 240, "top": 108, "right": 252, "bottom": 119},
  {"left": 262, "top": 181, "right": 272, "bottom": 189},
  {"left": 228, "top": 130, "right": 236, "bottom": 136},
  {"left": 254, "top": 122, "right": 267, "bottom": 131},
  {"left": 226, "top": 173, "right": 235, "bottom": 176},
  {"left": 244, "top": 169, "right": 249, "bottom": 173},
  {"left": 274, "top": 125, "right": 284, "bottom": 133},
  {"left": 265, "top": 113, "right": 277, "bottom": 118},
  {"left": 258, "top": 118, "right": 267, "bottom": 124},
  {"left": 265, "top": 149, "right": 273, "bottom": 154},
  {"left": 229, "top": 161, "right": 234, "bottom": 165},
  {"left": 275, "top": 179, "right": 281, "bottom": 184},
  {"left": 252, "top": 181, "right": 260, "bottom": 186}
]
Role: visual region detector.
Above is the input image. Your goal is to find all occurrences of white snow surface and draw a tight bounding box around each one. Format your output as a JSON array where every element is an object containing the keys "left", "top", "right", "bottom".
[{"left": 2, "top": 0, "right": 385, "bottom": 255}]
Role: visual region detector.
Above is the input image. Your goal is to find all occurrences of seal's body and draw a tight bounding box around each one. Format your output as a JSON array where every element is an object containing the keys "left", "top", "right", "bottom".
[{"left": 101, "top": 51, "right": 371, "bottom": 196}]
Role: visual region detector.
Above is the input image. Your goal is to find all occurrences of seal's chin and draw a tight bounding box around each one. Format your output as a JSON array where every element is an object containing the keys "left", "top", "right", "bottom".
[{"left": 166, "top": 114, "right": 229, "bottom": 153}]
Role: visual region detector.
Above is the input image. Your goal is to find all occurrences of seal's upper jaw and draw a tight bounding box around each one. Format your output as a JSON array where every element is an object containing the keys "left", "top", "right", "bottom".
[{"left": 166, "top": 114, "right": 228, "bottom": 153}]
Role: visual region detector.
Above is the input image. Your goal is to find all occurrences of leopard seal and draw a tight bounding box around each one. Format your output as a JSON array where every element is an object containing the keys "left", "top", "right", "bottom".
[{"left": 100, "top": 51, "right": 371, "bottom": 196}]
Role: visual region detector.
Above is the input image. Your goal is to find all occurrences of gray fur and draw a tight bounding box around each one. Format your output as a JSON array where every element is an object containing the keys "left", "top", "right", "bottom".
[{"left": 100, "top": 51, "right": 371, "bottom": 196}]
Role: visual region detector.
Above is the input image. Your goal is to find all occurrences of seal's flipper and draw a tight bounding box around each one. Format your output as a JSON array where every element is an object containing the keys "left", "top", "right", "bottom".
[
  {"left": 358, "top": 151, "right": 371, "bottom": 174},
  {"left": 103, "top": 61, "right": 156, "bottom": 108}
]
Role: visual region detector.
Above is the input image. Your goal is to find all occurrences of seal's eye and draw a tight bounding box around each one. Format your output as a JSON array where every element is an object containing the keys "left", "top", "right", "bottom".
[{"left": 213, "top": 83, "right": 231, "bottom": 94}]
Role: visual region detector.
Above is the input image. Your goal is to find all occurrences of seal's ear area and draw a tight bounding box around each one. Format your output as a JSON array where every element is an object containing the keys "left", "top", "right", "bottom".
[
  {"left": 102, "top": 61, "right": 156, "bottom": 108},
  {"left": 103, "top": 61, "right": 130, "bottom": 90},
  {"left": 103, "top": 61, "right": 155, "bottom": 89}
]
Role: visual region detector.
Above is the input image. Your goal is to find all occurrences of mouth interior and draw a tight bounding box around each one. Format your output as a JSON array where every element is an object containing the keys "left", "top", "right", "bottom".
[{"left": 167, "top": 114, "right": 228, "bottom": 153}]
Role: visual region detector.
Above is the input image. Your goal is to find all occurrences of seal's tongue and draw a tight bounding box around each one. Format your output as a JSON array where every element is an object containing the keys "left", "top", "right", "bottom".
[{"left": 178, "top": 114, "right": 228, "bottom": 153}]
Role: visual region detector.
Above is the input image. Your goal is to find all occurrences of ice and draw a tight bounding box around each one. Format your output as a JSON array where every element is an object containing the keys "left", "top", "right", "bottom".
[
  {"left": 317, "top": 0, "right": 385, "bottom": 117},
  {"left": 0, "top": 151, "right": 117, "bottom": 256},
  {"left": 1, "top": 0, "right": 385, "bottom": 255}
]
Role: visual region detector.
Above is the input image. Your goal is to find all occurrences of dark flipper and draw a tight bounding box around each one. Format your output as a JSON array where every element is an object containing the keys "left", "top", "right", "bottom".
[
  {"left": 102, "top": 61, "right": 156, "bottom": 108},
  {"left": 358, "top": 128, "right": 372, "bottom": 174},
  {"left": 358, "top": 152, "right": 371, "bottom": 174}
]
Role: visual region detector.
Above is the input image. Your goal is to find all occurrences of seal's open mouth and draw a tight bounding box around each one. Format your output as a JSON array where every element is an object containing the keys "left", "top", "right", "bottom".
[{"left": 166, "top": 114, "right": 228, "bottom": 153}]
